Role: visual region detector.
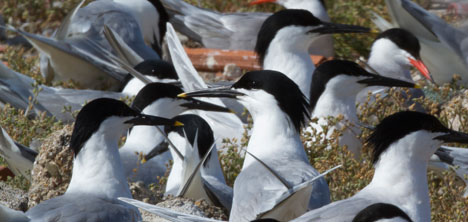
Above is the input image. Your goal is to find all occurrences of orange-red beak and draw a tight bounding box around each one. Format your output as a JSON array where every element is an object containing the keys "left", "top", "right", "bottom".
[
  {"left": 409, "top": 58, "right": 434, "bottom": 83},
  {"left": 249, "top": 0, "right": 276, "bottom": 6}
]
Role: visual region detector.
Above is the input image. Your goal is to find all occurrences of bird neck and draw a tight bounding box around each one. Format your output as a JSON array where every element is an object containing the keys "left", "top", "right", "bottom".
[
  {"left": 312, "top": 85, "right": 359, "bottom": 123},
  {"left": 263, "top": 45, "right": 314, "bottom": 99},
  {"left": 364, "top": 133, "right": 438, "bottom": 222},
  {"left": 242, "top": 104, "right": 308, "bottom": 169},
  {"left": 66, "top": 126, "right": 131, "bottom": 199}
]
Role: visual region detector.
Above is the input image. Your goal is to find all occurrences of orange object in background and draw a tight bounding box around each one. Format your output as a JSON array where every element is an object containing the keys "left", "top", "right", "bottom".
[{"left": 185, "top": 48, "right": 330, "bottom": 72}]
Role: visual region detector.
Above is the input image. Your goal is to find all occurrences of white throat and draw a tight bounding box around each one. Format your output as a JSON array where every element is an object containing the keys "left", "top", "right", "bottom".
[
  {"left": 360, "top": 131, "right": 443, "bottom": 222},
  {"left": 262, "top": 26, "right": 315, "bottom": 99},
  {"left": 239, "top": 90, "right": 308, "bottom": 169},
  {"left": 66, "top": 117, "right": 131, "bottom": 199}
]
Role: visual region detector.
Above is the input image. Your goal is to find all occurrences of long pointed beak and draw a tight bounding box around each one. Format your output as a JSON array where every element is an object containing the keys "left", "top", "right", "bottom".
[
  {"left": 178, "top": 87, "right": 245, "bottom": 99},
  {"left": 142, "top": 142, "right": 169, "bottom": 163},
  {"left": 125, "top": 114, "right": 184, "bottom": 127},
  {"left": 249, "top": 0, "right": 276, "bottom": 5},
  {"left": 308, "top": 22, "right": 370, "bottom": 34},
  {"left": 408, "top": 58, "right": 434, "bottom": 83},
  {"left": 358, "top": 74, "right": 417, "bottom": 88},
  {"left": 434, "top": 130, "right": 468, "bottom": 143},
  {"left": 180, "top": 98, "right": 233, "bottom": 113}
]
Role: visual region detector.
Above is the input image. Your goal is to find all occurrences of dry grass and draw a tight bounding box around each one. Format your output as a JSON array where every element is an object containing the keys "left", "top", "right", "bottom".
[{"left": 0, "top": 0, "right": 466, "bottom": 220}]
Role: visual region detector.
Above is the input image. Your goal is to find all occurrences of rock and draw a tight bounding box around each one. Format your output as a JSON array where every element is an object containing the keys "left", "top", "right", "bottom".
[
  {"left": 129, "top": 181, "right": 163, "bottom": 205},
  {"left": 222, "top": 63, "right": 242, "bottom": 80},
  {"left": 140, "top": 196, "right": 228, "bottom": 222},
  {"left": 28, "top": 125, "right": 74, "bottom": 208},
  {"left": 0, "top": 181, "right": 28, "bottom": 211},
  {"left": 441, "top": 89, "right": 468, "bottom": 131}
]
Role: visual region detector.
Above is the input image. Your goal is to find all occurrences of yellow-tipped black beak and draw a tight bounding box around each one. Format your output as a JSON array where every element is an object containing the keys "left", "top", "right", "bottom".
[
  {"left": 180, "top": 98, "right": 232, "bottom": 113},
  {"left": 125, "top": 114, "right": 183, "bottom": 127},
  {"left": 308, "top": 22, "right": 370, "bottom": 34},
  {"left": 178, "top": 87, "right": 245, "bottom": 99},
  {"left": 434, "top": 130, "right": 468, "bottom": 143},
  {"left": 358, "top": 74, "right": 416, "bottom": 88}
]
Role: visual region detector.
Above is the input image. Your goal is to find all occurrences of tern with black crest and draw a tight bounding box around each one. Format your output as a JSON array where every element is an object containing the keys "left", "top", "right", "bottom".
[
  {"left": 180, "top": 70, "right": 330, "bottom": 221},
  {"left": 0, "top": 98, "right": 181, "bottom": 221},
  {"left": 307, "top": 60, "right": 416, "bottom": 158},
  {"left": 255, "top": 9, "right": 369, "bottom": 99},
  {"left": 161, "top": 0, "right": 333, "bottom": 56},
  {"left": 292, "top": 111, "right": 468, "bottom": 222}
]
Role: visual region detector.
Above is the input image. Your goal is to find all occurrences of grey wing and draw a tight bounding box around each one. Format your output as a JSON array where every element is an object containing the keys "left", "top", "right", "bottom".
[
  {"left": 118, "top": 197, "right": 220, "bottom": 222},
  {"left": 291, "top": 198, "right": 375, "bottom": 222},
  {"left": 0, "top": 127, "right": 34, "bottom": 180},
  {"left": 14, "top": 28, "right": 127, "bottom": 82},
  {"left": 202, "top": 175, "right": 233, "bottom": 211},
  {"left": 230, "top": 160, "right": 330, "bottom": 221},
  {"left": 71, "top": 1, "right": 160, "bottom": 61},
  {"left": 399, "top": 0, "right": 468, "bottom": 61},
  {"left": 35, "top": 87, "right": 124, "bottom": 123},
  {"left": 432, "top": 146, "right": 468, "bottom": 197},
  {"left": 27, "top": 195, "right": 141, "bottom": 222},
  {"left": 0, "top": 204, "right": 29, "bottom": 222},
  {"left": 0, "top": 62, "right": 37, "bottom": 111},
  {"left": 161, "top": 0, "right": 269, "bottom": 50}
]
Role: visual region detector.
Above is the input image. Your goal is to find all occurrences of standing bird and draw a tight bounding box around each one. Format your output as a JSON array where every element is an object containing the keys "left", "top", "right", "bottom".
[
  {"left": 255, "top": 9, "right": 369, "bottom": 99},
  {"left": 120, "top": 82, "right": 231, "bottom": 184},
  {"left": 307, "top": 60, "right": 416, "bottom": 158},
  {"left": 164, "top": 114, "right": 232, "bottom": 211},
  {"left": 292, "top": 111, "right": 468, "bottom": 222},
  {"left": 180, "top": 70, "right": 330, "bottom": 221},
  {"left": 0, "top": 98, "right": 182, "bottom": 221},
  {"left": 161, "top": 0, "right": 334, "bottom": 56}
]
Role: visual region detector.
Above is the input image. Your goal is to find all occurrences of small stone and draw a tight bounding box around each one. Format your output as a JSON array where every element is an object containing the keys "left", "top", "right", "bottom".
[
  {"left": 28, "top": 125, "right": 74, "bottom": 208},
  {"left": 223, "top": 63, "right": 242, "bottom": 79}
]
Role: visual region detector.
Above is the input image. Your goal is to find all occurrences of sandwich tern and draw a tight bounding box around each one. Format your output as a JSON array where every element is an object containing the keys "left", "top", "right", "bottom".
[
  {"left": 161, "top": 0, "right": 334, "bottom": 56},
  {"left": 180, "top": 70, "right": 331, "bottom": 221},
  {"left": 164, "top": 114, "right": 232, "bottom": 211},
  {"left": 121, "top": 82, "right": 231, "bottom": 184},
  {"left": 292, "top": 111, "right": 468, "bottom": 222},
  {"left": 307, "top": 59, "right": 416, "bottom": 158},
  {"left": 255, "top": 9, "right": 369, "bottom": 99},
  {"left": 0, "top": 98, "right": 182, "bottom": 221}
]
